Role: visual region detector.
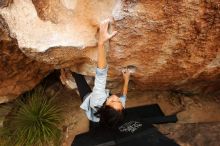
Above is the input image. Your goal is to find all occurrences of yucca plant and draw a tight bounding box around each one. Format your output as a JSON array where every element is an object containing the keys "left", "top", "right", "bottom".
[{"left": 2, "top": 87, "right": 62, "bottom": 146}]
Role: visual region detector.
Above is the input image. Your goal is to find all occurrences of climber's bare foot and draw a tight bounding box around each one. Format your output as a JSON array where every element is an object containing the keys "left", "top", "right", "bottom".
[{"left": 60, "top": 69, "right": 75, "bottom": 89}]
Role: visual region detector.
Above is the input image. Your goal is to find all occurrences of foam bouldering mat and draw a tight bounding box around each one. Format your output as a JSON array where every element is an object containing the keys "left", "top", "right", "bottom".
[
  {"left": 72, "top": 104, "right": 179, "bottom": 146},
  {"left": 89, "top": 104, "right": 177, "bottom": 129}
]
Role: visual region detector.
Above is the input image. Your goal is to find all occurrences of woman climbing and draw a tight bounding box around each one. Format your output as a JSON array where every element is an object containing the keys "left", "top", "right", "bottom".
[{"left": 60, "top": 19, "right": 131, "bottom": 128}]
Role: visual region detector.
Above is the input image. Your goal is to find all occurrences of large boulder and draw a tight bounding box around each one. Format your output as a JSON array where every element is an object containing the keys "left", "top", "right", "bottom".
[{"left": 0, "top": 0, "right": 220, "bottom": 103}]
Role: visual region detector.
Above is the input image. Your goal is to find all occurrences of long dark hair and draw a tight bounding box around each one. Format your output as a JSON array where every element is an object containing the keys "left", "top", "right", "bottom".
[{"left": 95, "top": 102, "right": 124, "bottom": 129}]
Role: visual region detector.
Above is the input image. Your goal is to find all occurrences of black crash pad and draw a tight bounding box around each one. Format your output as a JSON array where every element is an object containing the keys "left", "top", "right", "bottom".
[{"left": 72, "top": 104, "right": 179, "bottom": 146}]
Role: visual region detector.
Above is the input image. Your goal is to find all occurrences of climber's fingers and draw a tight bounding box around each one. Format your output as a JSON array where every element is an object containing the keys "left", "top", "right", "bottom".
[
  {"left": 104, "top": 19, "right": 110, "bottom": 30},
  {"left": 122, "top": 68, "right": 126, "bottom": 74},
  {"left": 122, "top": 65, "right": 136, "bottom": 75},
  {"left": 127, "top": 65, "right": 137, "bottom": 74},
  {"left": 109, "top": 31, "right": 117, "bottom": 39},
  {"left": 122, "top": 68, "right": 131, "bottom": 81},
  {"left": 100, "top": 18, "right": 110, "bottom": 32},
  {"left": 99, "top": 18, "right": 117, "bottom": 43},
  {"left": 122, "top": 68, "right": 129, "bottom": 74}
]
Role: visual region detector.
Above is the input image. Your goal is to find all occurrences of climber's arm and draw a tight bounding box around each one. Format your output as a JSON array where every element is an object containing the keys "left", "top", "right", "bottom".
[
  {"left": 92, "top": 19, "right": 117, "bottom": 94},
  {"left": 122, "top": 80, "right": 129, "bottom": 96},
  {"left": 97, "top": 43, "right": 107, "bottom": 69},
  {"left": 122, "top": 68, "right": 130, "bottom": 96},
  {"left": 97, "top": 19, "right": 117, "bottom": 69},
  {"left": 118, "top": 69, "right": 130, "bottom": 108}
]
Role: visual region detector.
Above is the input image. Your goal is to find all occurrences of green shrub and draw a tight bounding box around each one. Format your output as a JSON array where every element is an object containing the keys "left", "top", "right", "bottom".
[{"left": 2, "top": 87, "right": 62, "bottom": 146}]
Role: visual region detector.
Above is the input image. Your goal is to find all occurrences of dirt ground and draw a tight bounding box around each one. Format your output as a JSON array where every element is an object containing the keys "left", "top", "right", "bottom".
[{"left": 46, "top": 82, "right": 220, "bottom": 146}]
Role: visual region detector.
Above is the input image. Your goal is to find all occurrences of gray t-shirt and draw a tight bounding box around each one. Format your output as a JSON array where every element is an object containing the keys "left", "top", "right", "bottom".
[{"left": 80, "top": 66, "right": 126, "bottom": 122}]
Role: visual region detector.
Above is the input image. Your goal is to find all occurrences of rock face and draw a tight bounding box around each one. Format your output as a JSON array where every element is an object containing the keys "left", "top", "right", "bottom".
[
  {"left": 0, "top": 0, "right": 220, "bottom": 103},
  {"left": 0, "top": 15, "right": 52, "bottom": 103}
]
